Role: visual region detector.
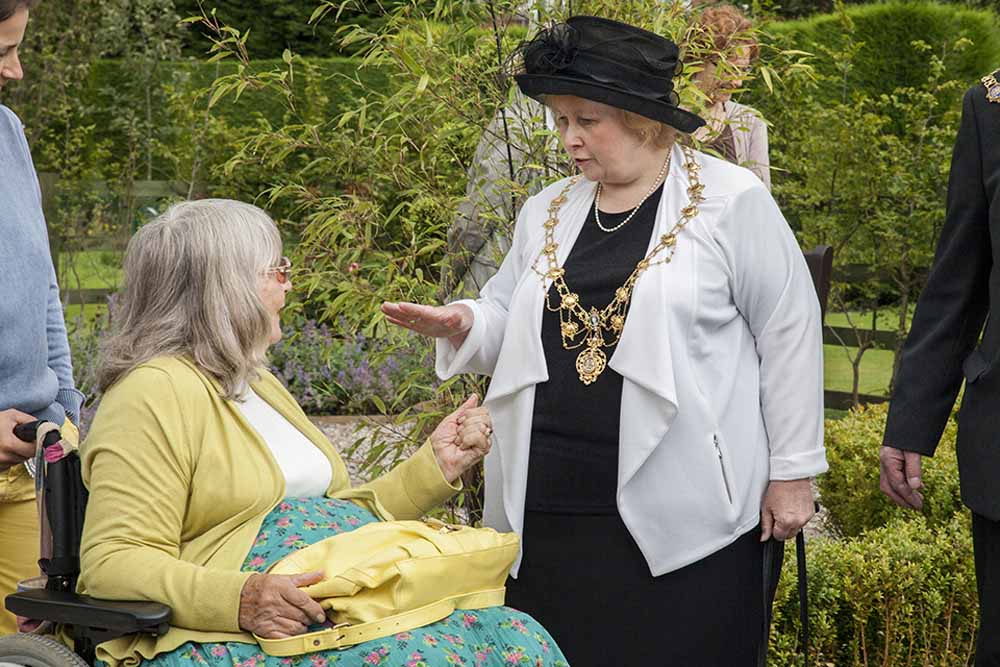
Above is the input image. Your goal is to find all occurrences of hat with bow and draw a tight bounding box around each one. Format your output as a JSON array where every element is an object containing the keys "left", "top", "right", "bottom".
[{"left": 515, "top": 16, "right": 705, "bottom": 133}]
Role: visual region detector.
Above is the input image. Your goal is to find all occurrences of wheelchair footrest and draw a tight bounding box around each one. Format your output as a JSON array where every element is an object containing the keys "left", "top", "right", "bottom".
[{"left": 6, "top": 589, "right": 171, "bottom": 635}]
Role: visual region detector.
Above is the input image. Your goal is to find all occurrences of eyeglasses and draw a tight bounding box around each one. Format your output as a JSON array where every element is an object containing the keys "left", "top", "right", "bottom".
[{"left": 265, "top": 257, "right": 293, "bottom": 284}]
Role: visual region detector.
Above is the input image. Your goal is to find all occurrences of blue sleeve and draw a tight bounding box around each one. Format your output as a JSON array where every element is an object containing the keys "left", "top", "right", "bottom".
[{"left": 43, "top": 217, "right": 84, "bottom": 423}]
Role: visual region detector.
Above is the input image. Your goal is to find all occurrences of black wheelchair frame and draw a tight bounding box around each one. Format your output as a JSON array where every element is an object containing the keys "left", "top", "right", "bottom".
[{"left": 2, "top": 421, "right": 170, "bottom": 665}]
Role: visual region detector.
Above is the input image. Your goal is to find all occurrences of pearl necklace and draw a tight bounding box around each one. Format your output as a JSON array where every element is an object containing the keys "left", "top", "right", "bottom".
[{"left": 594, "top": 150, "right": 672, "bottom": 233}]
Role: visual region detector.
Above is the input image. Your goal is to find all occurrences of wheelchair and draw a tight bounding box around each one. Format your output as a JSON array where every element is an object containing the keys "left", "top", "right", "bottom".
[{"left": 0, "top": 421, "right": 170, "bottom": 666}]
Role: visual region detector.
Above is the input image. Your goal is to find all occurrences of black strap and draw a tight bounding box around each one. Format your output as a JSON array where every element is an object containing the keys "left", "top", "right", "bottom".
[{"left": 796, "top": 503, "right": 819, "bottom": 667}]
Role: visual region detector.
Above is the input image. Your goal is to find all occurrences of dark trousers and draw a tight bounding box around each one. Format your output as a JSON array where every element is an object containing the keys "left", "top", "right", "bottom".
[
  {"left": 974, "top": 513, "right": 1000, "bottom": 666},
  {"left": 506, "top": 512, "right": 784, "bottom": 667}
]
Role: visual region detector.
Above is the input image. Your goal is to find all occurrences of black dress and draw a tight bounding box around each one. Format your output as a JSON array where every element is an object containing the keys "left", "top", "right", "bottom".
[{"left": 504, "top": 186, "right": 784, "bottom": 667}]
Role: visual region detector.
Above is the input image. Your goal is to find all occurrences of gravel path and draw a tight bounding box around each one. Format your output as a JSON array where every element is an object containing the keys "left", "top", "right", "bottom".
[{"left": 310, "top": 415, "right": 420, "bottom": 486}]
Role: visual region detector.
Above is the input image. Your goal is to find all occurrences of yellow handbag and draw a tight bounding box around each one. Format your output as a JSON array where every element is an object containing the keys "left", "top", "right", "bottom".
[{"left": 254, "top": 518, "right": 520, "bottom": 657}]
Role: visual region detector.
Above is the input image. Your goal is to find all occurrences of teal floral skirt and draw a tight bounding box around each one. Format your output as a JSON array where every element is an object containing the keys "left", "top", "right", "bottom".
[{"left": 136, "top": 498, "right": 569, "bottom": 667}]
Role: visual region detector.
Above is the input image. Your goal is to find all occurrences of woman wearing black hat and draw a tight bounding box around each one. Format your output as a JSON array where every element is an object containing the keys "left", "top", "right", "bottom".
[{"left": 383, "top": 16, "right": 825, "bottom": 665}]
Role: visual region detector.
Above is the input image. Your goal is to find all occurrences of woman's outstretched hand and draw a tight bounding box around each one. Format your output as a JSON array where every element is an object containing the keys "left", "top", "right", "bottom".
[
  {"left": 430, "top": 395, "right": 492, "bottom": 484},
  {"left": 381, "top": 301, "right": 473, "bottom": 348}
]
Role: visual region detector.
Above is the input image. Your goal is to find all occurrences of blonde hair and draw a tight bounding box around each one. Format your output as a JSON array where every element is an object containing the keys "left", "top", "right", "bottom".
[
  {"left": 98, "top": 199, "right": 283, "bottom": 400},
  {"left": 620, "top": 109, "right": 678, "bottom": 148},
  {"left": 541, "top": 94, "right": 680, "bottom": 146}
]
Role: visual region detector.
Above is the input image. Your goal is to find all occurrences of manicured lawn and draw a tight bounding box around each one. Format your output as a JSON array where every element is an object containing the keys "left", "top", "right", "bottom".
[
  {"left": 823, "top": 306, "right": 908, "bottom": 397},
  {"left": 824, "top": 344, "right": 893, "bottom": 396},
  {"left": 58, "top": 249, "right": 123, "bottom": 291},
  {"left": 64, "top": 303, "right": 110, "bottom": 331}
]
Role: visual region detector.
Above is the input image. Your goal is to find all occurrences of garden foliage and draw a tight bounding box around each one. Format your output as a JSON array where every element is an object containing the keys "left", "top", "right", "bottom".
[{"left": 748, "top": 1, "right": 999, "bottom": 400}]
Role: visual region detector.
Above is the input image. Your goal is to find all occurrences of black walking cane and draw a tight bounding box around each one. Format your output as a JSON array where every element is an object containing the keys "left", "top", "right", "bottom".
[
  {"left": 794, "top": 502, "right": 820, "bottom": 667},
  {"left": 796, "top": 531, "right": 810, "bottom": 667}
]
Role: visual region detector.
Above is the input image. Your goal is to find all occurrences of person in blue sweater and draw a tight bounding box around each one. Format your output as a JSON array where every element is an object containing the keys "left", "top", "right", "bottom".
[{"left": 0, "top": 0, "right": 83, "bottom": 635}]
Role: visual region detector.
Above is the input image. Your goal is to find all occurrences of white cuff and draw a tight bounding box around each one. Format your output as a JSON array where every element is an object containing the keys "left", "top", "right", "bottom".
[
  {"left": 769, "top": 447, "right": 829, "bottom": 481},
  {"left": 435, "top": 299, "right": 485, "bottom": 380}
]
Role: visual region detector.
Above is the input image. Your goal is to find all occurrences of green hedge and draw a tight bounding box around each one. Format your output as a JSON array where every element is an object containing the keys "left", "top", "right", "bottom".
[
  {"left": 818, "top": 403, "right": 963, "bottom": 537},
  {"left": 770, "top": 0, "right": 1000, "bottom": 19},
  {"left": 758, "top": 2, "right": 1000, "bottom": 104},
  {"left": 172, "top": 0, "right": 439, "bottom": 58},
  {"left": 770, "top": 515, "right": 977, "bottom": 666}
]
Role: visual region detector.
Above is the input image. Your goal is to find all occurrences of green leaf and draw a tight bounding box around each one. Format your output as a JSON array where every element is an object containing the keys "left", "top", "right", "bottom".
[
  {"left": 208, "top": 84, "right": 232, "bottom": 109},
  {"left": 309, "top": 4, "right": 330, "bottom": 25},
  {"left": 760, "top": 66, "right": 774, "bottom": 94},
  {"left": 283, "top": 49, "right": 293, "bottom": 65},
  {"left": 416, "top": 73, "right": 430, "bottom": 95},
  {"left": 234, "top": 80, "right": 249, "bottom": 101}
]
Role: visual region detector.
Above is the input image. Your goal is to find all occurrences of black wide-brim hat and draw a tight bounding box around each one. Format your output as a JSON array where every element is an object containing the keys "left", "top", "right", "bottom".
[{"left": 514, "top": 16, "right": 705, "bottom": 134}]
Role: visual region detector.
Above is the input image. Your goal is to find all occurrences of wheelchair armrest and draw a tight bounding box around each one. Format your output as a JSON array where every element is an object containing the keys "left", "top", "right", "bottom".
[{"left": 5, "top": 589, "right": 171, "bottom": 636}]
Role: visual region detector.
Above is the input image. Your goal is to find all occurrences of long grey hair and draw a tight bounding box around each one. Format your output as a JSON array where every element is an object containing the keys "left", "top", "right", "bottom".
[{"left": 98, "top": 199, "right": 283, "bottom": 400}]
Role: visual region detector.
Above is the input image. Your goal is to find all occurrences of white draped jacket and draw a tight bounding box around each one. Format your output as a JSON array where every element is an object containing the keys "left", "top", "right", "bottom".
[{"left": 437, "top": 144, "right": 827, "bottom": 577}]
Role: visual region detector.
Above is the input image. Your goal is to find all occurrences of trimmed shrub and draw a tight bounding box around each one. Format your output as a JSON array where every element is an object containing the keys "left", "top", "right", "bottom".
[
  {"left": 172, "top": 0, "right": 439, "bottom": 58},
  {"left": 770, "top": 515, "right": 977, "bottom": 666},
  {"left": 758, "top": 2, "right": 1000, "bottom": 106},
  {"left": 819, "top": 403, "right": 963, "bottom": 538}
]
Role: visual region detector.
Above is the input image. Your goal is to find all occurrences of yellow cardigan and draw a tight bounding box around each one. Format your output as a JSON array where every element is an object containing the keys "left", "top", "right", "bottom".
[{"left": 77, "top": 356, "right": 460, "bottom": 666}]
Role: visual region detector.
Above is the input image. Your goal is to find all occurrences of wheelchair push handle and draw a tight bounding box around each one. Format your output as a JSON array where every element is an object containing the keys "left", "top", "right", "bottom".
[
  {"left": 14, "top": 420, "right": 62, "bottom": 447},
  {"left": 14, "top": 421, "right": 39, "bottom": 443}
]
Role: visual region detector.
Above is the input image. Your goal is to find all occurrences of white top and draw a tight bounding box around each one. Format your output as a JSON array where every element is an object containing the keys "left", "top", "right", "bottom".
[
  {"left": 436, "top": 144, "right": 826, "bottom": 577},
  {"left": 235, "top": 388, "right": 333, "bottom": 498},
  {"left": 698, "top": 100, "right": 771, "bottom": 191}
]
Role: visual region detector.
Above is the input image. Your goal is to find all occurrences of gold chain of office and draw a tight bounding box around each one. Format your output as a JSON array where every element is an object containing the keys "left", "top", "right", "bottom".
[
  {"left": 982, "top": 70, "right": 1000, "bottom": 103},
  {"left": 531, "top": 144, "right": 704, "bottom": 385}
]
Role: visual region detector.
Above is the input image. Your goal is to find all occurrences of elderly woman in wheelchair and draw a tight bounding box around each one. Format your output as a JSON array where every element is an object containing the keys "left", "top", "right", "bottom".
[{"left": 0, "top": 199, "right": 568, "bottom": 667}]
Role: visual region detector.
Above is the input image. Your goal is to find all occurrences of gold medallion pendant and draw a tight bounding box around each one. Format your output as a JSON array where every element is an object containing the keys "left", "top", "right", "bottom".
[{"left": 575, "top": 343, "right": 607, "bottom": 385}]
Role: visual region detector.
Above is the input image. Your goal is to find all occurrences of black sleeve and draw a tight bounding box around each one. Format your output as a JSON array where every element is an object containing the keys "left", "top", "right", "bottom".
[{"left": 883, "top": 86, "right": 992, "bottom": 456}]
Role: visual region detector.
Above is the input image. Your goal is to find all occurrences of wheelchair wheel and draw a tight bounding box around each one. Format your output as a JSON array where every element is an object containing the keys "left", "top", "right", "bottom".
[{"left": 0, "top": 633, "right": 89, "bottom": 666}]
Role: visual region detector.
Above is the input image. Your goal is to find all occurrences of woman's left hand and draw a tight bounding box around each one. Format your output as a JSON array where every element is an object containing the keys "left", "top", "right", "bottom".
[
  {"left": 429, "top": 395, "right": 492, "bottom": 484},
  {"left": 759, "top": 478, "right": 815, "bottom": 541}
]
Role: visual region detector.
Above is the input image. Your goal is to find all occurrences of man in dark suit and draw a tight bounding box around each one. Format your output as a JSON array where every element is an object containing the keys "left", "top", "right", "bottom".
[{"left": 882, "top": 70, "right": 1000, "bottom": 665}]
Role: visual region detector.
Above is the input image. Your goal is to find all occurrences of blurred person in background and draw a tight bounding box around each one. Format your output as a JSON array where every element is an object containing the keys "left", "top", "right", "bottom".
[{"left": 688, "top": 3, "right": 771, "bottom": 190}]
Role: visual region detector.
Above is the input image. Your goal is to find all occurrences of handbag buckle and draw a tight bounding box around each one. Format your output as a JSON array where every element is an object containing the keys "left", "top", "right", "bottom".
[{"left": 312, "top": 623, "right": 352, "bottom": 651}]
